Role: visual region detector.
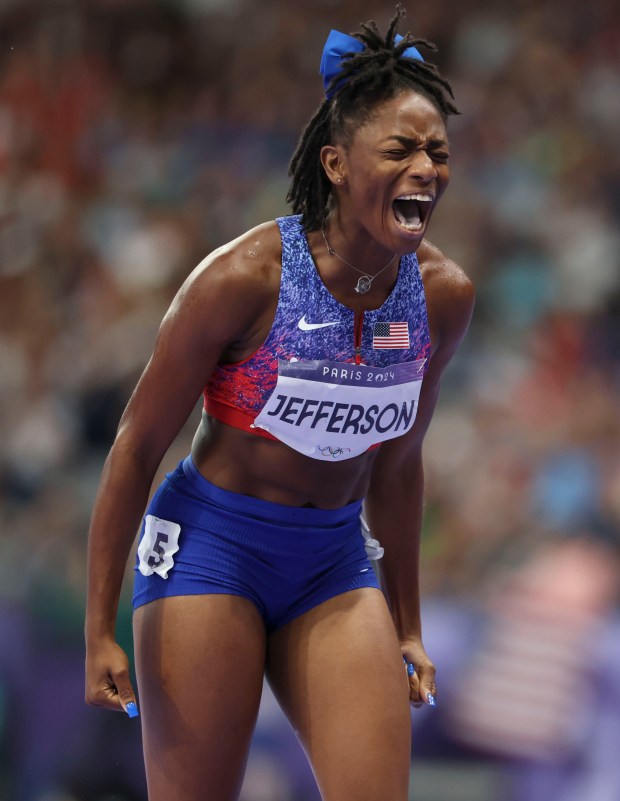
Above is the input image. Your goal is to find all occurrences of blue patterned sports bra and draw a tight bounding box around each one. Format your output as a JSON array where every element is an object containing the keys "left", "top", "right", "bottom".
[{"left": 204, "top": 214, "right": 431, "bottom": 460}]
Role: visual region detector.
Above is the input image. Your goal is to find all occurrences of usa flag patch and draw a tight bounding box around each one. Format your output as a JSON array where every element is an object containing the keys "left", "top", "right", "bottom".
[{"left": 372, "top": 322, "right": 410, "bottom": 349}]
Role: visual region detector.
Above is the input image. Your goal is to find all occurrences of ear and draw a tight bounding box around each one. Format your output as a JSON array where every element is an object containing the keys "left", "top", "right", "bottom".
[{"left": 320, "top": 144, "right": 347, "bottom": 186}]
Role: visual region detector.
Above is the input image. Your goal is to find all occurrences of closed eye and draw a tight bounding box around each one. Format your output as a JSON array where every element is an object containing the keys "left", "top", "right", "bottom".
[
  {"left": 382, "top": 149, "right": 409, "bottom": 159},
  {"left": 382, "top": 147, "right": 449, "bottom": 163}
]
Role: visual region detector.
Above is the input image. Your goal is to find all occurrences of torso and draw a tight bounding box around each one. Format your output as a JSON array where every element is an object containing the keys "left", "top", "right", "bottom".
[
  {"left": 191, "top": 218, "right": 444, "bottom": 508},
  {"left": 204, "top": 216, "right": 430, "bottom": 460}
]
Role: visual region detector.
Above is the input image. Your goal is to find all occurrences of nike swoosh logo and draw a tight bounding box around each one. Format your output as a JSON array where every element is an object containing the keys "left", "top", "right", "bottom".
[{"left": 298, "top": 315, "right": 340, "bottom": 331}]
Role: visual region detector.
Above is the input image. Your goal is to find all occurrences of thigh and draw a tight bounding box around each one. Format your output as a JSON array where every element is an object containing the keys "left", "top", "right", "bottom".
[
  {"left": 134, "top": 594, "right": 266, "bottom": 801},
  {"left": 266, "top": 588, "right": 411, "bottom": 801}
]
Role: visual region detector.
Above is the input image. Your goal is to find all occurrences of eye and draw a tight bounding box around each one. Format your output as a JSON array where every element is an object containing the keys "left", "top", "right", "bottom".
[
  {"left": 430, "top": 150, "right": 450, "bottom": 163},
  {"left": 382, "top": 149, "right": 409, "bottom": 160}
]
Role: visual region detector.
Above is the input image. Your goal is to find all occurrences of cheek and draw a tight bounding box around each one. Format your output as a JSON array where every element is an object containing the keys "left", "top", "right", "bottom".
[
  {"left": 437, "top": 168, "right": 450, "bottom": 197},
  {"left": 350, "top": 177, "right": 382, "bottom": 208},
  {"left": 343, "top": 160, "right": 395, "bottom": 212}
]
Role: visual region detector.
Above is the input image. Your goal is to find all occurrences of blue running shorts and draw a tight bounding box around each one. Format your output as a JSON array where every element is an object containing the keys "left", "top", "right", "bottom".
[{"left": 133, "top": 456, "right": 381, "bottom": 632}]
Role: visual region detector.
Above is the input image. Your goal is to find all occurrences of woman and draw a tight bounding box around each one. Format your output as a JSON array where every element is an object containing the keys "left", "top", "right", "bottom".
[{"left": 85, "top": 8, "right": 474, "bottom": 801}]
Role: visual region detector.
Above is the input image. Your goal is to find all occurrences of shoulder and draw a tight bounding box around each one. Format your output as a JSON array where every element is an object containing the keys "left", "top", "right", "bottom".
[
  {"left": 156, "top": 220, "right": 283, "bottom": 356},
  {"left": 415, "top": 238, "right": 475, "bottom": 360},
  {"left": 169, "top": 221, "right": 282, "bottom": 325},
  {"left": 185, "top": 220, "right": 282, "bottom": 301}
]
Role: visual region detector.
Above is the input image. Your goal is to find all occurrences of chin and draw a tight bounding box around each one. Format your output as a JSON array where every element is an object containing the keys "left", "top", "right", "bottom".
[{"left": 390, "top": 218, "right": 428, "bottom": 253}]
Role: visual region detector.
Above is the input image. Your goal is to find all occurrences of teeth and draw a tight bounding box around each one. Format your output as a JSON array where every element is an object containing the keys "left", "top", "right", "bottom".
[
  {"left": 393, "top": 194, "right": 430, "bottom": 232},
  {"left": 395, "top": 193, "right": 434, "bottom": 202}
]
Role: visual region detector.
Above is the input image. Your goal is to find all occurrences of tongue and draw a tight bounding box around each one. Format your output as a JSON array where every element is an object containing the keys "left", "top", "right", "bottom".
[{"left": 393, "top": 199, "right": 421, "bottom": 228}]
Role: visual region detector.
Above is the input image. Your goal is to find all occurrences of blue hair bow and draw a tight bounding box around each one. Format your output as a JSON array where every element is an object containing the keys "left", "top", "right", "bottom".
[{"left": 319, "top": 29, "right": 424, "bottom": 99}]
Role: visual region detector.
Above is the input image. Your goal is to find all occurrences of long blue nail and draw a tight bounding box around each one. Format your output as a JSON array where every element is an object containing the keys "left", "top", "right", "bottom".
[
  {"left": 427, "top": 693, "right": 437, "bottom": 708},
  {"left": 126, "top": 701, "right": 139, "bottom": 718},
  {"left": 408, "top": 662, "right": 415, "bottom": 676}
]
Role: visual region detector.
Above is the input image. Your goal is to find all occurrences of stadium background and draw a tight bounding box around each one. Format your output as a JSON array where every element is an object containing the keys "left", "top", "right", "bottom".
[{"left": 1, "top": 0, "right": 619, "bottom": 799}]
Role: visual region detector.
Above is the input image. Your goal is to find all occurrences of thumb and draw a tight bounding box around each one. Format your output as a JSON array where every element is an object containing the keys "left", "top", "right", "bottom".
[
  {"left": 112, "top": 667, "right": 140, "bottom": 718},
  {"left": 416, "top": 662, "right": 438, "bottom": 708}
]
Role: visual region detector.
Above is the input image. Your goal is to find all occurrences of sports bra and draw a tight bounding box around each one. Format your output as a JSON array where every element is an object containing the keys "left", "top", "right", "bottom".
[{"left": 203, "top": 215, "right": 431, "bottom": 460}]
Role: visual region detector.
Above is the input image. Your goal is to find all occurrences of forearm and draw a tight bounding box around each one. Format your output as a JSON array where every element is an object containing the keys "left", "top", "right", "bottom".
[
  {"left": 365, "top": 454, "right": 425, "bottom": 640},
  {"left": 85, "top": 437, "right": 157, "bottom": 641}
]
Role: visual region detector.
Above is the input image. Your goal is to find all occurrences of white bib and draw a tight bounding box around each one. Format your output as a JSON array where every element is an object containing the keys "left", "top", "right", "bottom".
[{"left": 253, "top": 358, "right": 425, "bottom": 460}]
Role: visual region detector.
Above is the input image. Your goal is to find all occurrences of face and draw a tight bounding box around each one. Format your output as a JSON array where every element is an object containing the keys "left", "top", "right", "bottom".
[{"left": 325, "top": 91, "right": 450, "bottom": 253}]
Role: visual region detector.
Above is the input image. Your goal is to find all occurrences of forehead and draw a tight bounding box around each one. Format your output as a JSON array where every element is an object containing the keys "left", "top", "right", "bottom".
[{"left": 353, "top": 91, "right": 447, "bottom": 144}]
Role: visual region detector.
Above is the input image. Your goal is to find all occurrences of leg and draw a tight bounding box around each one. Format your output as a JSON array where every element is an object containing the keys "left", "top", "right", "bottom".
[
  {"left": 266, "top": 588, "right": 411, "bottom": 801},
  {"left": 134, "top": 594, "right": 266, "bottom": 801}
]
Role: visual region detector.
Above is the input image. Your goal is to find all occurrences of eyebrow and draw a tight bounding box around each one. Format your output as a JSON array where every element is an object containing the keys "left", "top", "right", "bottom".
[{"left": 383, "top": 135, "right": 449, "bottom": 149}]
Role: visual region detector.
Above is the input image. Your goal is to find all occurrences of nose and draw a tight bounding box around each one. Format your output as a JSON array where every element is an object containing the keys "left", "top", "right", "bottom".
[{"left": 408, "top": 149, "right": 437, "bottom": 182}]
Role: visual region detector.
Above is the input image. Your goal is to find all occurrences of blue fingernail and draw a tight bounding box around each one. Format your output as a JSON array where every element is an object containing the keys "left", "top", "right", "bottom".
[
  {"left": 427, "top": 693, "right": 437, "bottom": 708},
  {"left": 408, "top": 662, "right": 415, "bottom": 676},
  {"left": 126, "top": 701, "right": 139, "bottom": 718}
]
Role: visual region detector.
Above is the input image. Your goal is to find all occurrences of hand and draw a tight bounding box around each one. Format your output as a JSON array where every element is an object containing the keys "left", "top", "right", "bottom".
[
  {"left": 401, "top": 637, "right": 437, "bottom": 708},
  {"left": 85, "top": 636, "right": 139, "bottom": 717}
]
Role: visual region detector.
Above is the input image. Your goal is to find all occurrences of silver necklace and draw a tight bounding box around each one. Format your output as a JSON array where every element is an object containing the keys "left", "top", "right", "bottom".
[{"left": 321, "top": 223, "right": 397, "bottom": 294}]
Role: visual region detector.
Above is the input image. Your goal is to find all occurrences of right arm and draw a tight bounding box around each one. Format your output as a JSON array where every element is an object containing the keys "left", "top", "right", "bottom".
[{"left": 84, "top": 226, "right": 277, "bottom": 713}]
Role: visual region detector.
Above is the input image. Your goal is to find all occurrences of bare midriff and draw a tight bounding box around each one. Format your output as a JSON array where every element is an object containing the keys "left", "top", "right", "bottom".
[{"left": 190, "top": 411, "right": 378, "bottom": 509}]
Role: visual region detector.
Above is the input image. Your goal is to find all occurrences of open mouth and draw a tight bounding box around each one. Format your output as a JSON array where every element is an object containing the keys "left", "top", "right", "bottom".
[{"left": 392, "top": 193, "right": 434, "bottom": 233}]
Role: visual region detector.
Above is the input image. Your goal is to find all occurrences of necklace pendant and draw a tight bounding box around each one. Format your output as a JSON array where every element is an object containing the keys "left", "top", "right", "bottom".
[{"left": 355, "top": 276, "right": 372, "bottom": 294}]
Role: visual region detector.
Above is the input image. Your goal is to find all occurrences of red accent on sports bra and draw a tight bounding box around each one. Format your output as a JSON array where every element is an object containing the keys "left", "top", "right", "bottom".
[
  {"left": 204, "top": 397, "right": 278, "bottom": 441},
  {"left": 204, "top": 396, "right": 380, "bottom": 451}
]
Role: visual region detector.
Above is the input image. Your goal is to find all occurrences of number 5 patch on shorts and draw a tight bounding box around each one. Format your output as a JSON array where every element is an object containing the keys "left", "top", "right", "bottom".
[{"left": 137, "top": 515, "right": 181, "bottom": 579}]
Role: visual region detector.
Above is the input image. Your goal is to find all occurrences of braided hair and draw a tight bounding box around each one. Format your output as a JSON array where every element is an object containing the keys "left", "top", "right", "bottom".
[{"left": 287, "top": 5, "right": 459, "bottom": 232}]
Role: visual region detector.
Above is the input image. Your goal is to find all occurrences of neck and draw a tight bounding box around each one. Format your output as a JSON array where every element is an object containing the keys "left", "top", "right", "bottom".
[
  {"left": 317, "top": 216, "right": 400, "bottom": 298},
  {"left": 322, "top": 214, "right": 396, "bottom": 275}
]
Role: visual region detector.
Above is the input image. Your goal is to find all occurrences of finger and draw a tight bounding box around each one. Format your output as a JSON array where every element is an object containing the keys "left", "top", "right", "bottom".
[
  {"left": 89, "top": 670, "right": 139, "bottom": 717},
  {"left": 86, "top": 676, "right": 123, "bottom": 712},
  {"left": 111, "top": 668, "right": 140, "bottom": 718},
  {"left": 403, "top": 658, "right": 422, "bottom": 704},
  {"left": 409, "top": 675, "right": 422, "bottom": 705},
  {"left": 417, "top": 665, "right": 438, "bottom": 708}
]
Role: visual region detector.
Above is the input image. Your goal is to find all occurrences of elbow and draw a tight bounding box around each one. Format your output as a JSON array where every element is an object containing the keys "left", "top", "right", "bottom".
[
  {"left": 106, "top": 422, "right": 164, "bottom": 481},
  {"left": 369, "top": 446, "right": 424, "bottom": 503}
]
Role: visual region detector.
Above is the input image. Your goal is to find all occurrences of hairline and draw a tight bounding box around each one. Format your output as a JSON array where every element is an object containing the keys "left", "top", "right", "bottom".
[{"left": 330, "top": 84, "right": 449, "bottom": 148}]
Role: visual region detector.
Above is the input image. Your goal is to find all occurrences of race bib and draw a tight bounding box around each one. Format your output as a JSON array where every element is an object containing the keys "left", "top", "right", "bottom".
[
  {"left": 253, "top": 358, "right": 425, "bottom": 460},
  {"left": 137, "top": 515, "right": 181, "bottom": 579}
]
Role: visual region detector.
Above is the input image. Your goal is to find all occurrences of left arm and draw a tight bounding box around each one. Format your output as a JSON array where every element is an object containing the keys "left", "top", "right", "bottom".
[{"left": 365, "top": 249, "right": 475, "bottom": 705}]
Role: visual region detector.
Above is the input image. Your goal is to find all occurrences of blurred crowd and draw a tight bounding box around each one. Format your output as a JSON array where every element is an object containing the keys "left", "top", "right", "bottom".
[{"left": 0, "top": 0, "right": 619, "bottom": 799}]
